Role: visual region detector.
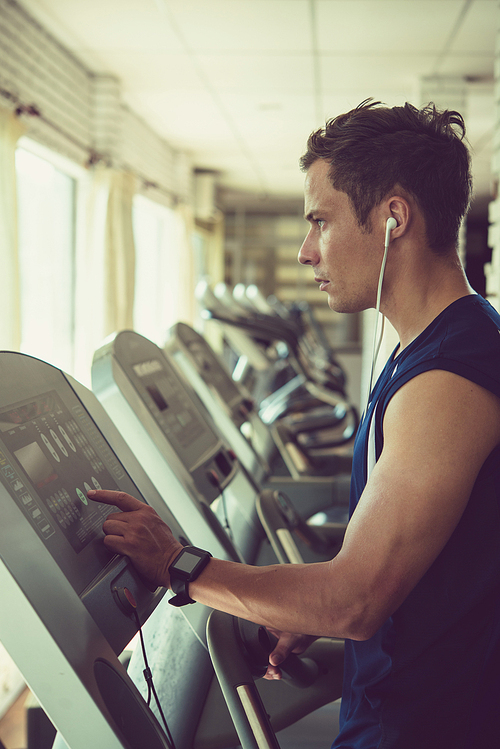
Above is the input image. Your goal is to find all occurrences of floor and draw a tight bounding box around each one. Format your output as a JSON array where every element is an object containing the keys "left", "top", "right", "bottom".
[
  {"left": 0, "top": 688, "right": 340, "bottom": 749},
  {"left": 0, "top": 687, "right": 28, "bottom": 749},
  {"left": 276, "top": 700, "right": 340, "bottom": 749}
]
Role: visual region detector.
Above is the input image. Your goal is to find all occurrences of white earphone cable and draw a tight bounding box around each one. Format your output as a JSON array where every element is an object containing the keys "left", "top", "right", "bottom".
[{"left": 366, "top": 219, "right": 396, "bottom": 406}]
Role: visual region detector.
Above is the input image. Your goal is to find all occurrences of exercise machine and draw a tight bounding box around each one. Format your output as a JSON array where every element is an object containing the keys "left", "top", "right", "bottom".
[
  {"left": 0, "top": 351, "right": 212, "bottom": 749},
  {"left": 92, "top": 331, "right": 265, "bottom": 566}
]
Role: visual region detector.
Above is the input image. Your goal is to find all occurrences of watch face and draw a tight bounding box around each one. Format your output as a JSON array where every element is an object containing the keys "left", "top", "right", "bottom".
[{"left": 175, "top": 551, "right": 202, "bottom": 575}]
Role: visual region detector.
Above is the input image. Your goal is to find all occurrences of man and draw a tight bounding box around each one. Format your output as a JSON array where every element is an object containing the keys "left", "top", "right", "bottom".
[{"left": 89, "top": 101, "right": 500, "bottom": 748}]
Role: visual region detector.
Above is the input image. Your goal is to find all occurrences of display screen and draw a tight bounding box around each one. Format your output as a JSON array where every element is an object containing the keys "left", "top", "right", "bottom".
[
  {"left": 146, "top": 385, "right": 169, "bottom": 412},
  {"left": 0, "top": 390, "right": 136, "bottom": 593},
  {"left": 130, "top": 357, "right": 217, "bottom": 460},
  {"left": 175, "top": 553, "right": 201, "bottom": 574},
  {"left": 0, "top": 391, "right": 121, "bottom": 555},
  {"left": 15, "top": 441, "right": 57, "bottom": 489}
]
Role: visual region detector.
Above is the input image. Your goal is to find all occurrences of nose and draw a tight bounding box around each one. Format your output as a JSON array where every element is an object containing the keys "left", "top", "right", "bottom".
[{"left": 298, "top": 229, "right": 317, "bottom": 266}]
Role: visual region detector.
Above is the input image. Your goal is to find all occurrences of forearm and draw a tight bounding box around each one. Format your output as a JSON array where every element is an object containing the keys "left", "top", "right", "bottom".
[
  {"left": 90, "top": 489, "right": 386, "bottom": 640},
  {"left": 189, "top": 555, "right": 362, "bottom": 639}
]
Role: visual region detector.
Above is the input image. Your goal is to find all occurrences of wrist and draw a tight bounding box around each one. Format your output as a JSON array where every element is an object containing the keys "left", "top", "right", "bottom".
[{"left": 167, "top": 546, "right": 212, "bottom": 607}]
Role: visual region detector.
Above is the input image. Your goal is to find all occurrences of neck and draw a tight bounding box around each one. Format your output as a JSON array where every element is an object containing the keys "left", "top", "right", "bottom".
[{"left": 382, "top": 249, "right": 474, "bottom": 352}]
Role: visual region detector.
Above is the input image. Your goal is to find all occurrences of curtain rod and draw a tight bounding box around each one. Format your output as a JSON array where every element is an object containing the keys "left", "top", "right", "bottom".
[{"left": 0, "top": 86, "right": 181, "bottom": 203}]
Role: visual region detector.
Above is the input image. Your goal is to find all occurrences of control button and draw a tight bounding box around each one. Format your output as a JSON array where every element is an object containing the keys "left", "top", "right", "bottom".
[
  {"left": 76, "top": 487, "right": 88, "bottom": 506},
  {"left": 41, "top": 434, "right": 60, "bottom": 463},
  {"left": 59, "top": 425, "right": 77, "bottom": 452},
  {"left": 50, "top": 429, "right": 68, "bottom": 458},
  {"left": 113, "top": 586, "right": 137, "bottom": 615}
]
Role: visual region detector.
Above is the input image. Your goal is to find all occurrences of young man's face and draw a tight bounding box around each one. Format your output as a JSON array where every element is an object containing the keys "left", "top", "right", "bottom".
[{"left": 298, "top": 158, "right": 383, "bottom": 314}]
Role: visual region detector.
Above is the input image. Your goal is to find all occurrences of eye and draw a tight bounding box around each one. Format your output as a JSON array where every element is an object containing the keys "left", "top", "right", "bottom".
[{"left": 316, "top": 219, "right": 326, "bottom": 229}]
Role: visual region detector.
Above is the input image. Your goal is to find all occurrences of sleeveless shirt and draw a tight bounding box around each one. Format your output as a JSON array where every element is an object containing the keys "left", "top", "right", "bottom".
[{"left": 333, "top": 295, "right": 500, "bottom": 749}]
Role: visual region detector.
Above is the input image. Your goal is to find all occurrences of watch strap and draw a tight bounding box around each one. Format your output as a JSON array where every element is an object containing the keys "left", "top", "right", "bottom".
[
  {"left": 168, "top": 546, "right": 212, "bottom": 607},
  {"left": 169, "top": 576, "right": 196, "bottom": 607}
]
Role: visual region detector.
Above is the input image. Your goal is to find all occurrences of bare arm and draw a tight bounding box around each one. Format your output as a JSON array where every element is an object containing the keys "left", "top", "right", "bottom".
[{"left": 91, "top": 370, "right": 500, "bottom": 641}]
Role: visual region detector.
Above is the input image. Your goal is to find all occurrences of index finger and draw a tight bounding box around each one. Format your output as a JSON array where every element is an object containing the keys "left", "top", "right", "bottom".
[{"left": 87, "top": 489, "right": 145, "bottom": 512}]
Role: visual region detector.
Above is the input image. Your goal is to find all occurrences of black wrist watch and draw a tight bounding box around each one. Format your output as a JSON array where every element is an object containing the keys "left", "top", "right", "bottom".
[{"left": 168, "top": 546, "right": 212, "bottom": 607}]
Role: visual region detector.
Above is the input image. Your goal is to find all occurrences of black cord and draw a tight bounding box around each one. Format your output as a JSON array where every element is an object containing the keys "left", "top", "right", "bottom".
[
  {"left": 208, "top": 470, "right": 234, "bottom": 541},
  {"left": 218, "top": 484, "right": 234, "bottom": 543},
  {"left": 133, "top": 610, "right": 177, "bottom": 749}
]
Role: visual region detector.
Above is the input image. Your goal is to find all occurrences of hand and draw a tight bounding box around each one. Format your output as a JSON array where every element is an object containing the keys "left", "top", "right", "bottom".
[
  {"left": 263, "top": 629, "right": 318, "bottom": 681},
  {"left": 88, "top": 490, "right": 184, "bottom": 589}
]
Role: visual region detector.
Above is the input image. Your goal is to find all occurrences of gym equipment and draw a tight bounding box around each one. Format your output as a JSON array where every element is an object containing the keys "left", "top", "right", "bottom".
[{"left": 0, "top": 350, "right": 211, "bottom": 749}]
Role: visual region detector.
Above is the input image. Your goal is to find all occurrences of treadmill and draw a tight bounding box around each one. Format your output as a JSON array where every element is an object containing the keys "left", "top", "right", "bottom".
[
  {"left": 165, "top": 322, "right": 351, "bottom": 523},
  {"left": 90, "top": 335, "right": 346, "bottom": 746},
  {"left": 91, "top": 331, "right": 265, "bottom": 566},
  {"left": 0, "top": 350, "right": 213, "bottom": 749},
  {"left": 165, "top": 321, "right": 273, "bottom": 486},
  {"left": 92, "top": 331, "right": 348, "bottom": 559}
]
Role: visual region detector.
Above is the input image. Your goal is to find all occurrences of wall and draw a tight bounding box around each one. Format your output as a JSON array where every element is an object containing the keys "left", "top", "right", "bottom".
[
  {"left": 487, "top": 6, "right": 500, "bottom": 309},
  {"left": 224, "top": 209, "right": 360, "bottom": 348},
  {"left": 0, "top": 0, "right": 193, "bottom": 200}
]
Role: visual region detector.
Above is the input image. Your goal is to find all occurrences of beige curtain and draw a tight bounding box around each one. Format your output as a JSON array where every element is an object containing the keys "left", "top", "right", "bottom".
[
  {"left": 0, "top": 108, "right": 26, "bottom": 350},
  {"left": 0, "top": 109, "right": 26, "bottom": 712},
  {"left": 73, "top": 165, "right": 137, "bottom": 385},
  {"left": 105, "top": 169, "right": 137, "bottom": 335}
]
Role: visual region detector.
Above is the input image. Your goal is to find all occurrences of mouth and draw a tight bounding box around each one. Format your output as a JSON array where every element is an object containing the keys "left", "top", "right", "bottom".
[{"left": 315, "top": 277, "right": 330, "bottom": 291}]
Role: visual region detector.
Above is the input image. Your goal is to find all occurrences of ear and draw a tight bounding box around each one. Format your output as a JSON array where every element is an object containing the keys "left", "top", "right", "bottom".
[{"left": 384, "top": 196, "right": 411, "bottom": 237}]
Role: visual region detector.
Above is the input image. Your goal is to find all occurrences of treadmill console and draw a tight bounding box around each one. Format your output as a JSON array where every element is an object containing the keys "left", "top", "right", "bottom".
[
  {"left": 95, "top": 331, "right": 239, "bottom": 504},
  {"left": 0, "top": 390, "right": 123, "bottom": 590},
  {"left": 0, "top": 352, "right": 186, "bottom": 654},
  {"left": 168, "top": 322, "right": 250, "bottom": 424}
]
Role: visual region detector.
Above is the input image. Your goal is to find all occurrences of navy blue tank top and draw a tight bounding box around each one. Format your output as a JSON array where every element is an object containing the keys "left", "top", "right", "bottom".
[{"left": 333, "top": 295, "right": 500, "bottom": 749}]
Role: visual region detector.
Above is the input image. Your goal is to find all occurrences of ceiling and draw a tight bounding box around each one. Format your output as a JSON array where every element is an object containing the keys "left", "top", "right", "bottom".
[{"left": 19, "top": 0, "right": 497, "bottom": 214}]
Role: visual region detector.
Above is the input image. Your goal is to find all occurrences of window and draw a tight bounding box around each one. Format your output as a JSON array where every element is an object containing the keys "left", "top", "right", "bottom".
[
  {"left": 15, "top": 145, "right": 77, "bottom": 374},
  {"left": 14, "top": 146, "right": 192, "bottom": 381},
  {"left": 133, "top": 194, "right": 182, "bottom": 345}
]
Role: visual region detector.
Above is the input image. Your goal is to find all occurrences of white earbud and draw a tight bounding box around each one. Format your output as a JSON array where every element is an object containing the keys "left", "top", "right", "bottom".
[{"left": 384, "top": 217, "right": 397, "bottom": 250}]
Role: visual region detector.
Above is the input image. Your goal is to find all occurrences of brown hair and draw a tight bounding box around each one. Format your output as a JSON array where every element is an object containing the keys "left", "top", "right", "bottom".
[{"left": 300, "top": 100, "right": 472, "bottom": 253}]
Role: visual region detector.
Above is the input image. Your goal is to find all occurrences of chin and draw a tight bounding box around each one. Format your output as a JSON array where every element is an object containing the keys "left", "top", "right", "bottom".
[
  {"left": 327, "top": 294, "right": 364, "bottom": 315},
  {"left": 326, "top": 293, "right": 347, "bottom": 313}
]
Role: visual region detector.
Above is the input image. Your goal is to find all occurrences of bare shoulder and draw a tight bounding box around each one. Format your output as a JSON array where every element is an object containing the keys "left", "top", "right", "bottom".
[
  {"left": 371, "top": 367, "right": 500, "bottom": 575},
  {"left": 383, "top": 369, "right": 500, "bottom": 473},
  {"left": 336, "top": 369, "right": 500, "bottom": 635}
]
